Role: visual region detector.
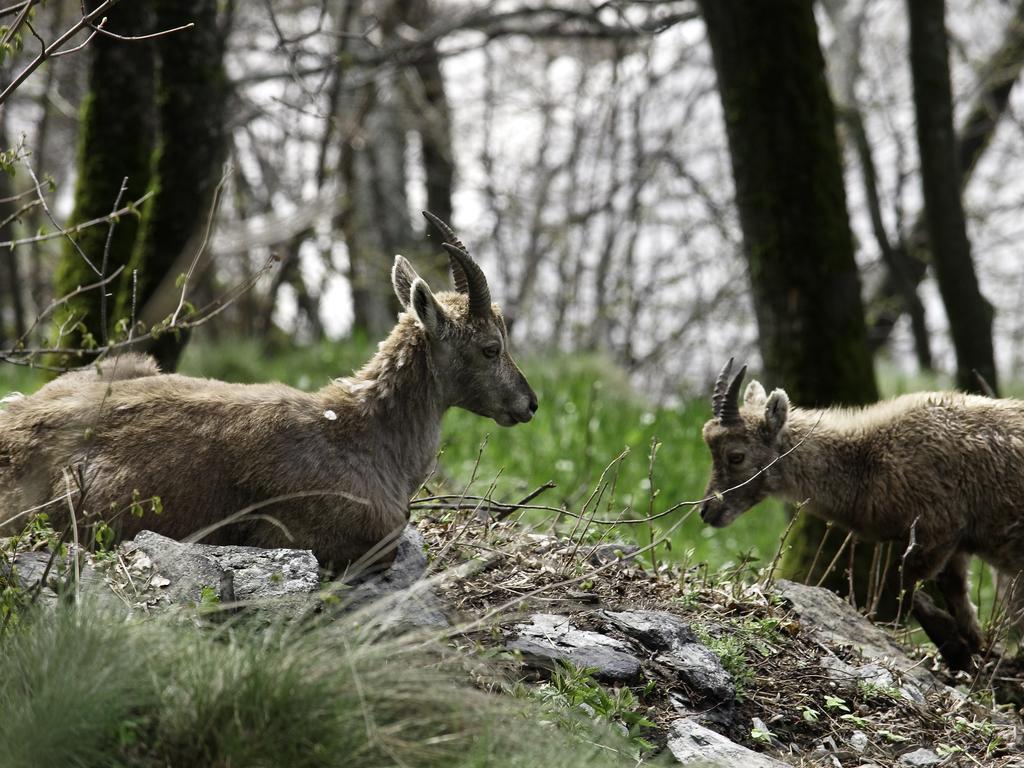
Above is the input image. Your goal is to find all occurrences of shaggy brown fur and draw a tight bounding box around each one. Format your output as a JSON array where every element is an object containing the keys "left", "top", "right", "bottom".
[
  {"left": 700, "top": 366, "right": 1024, "bottom": 670},
  {"left": 0, "top": 253, "right": 537, "bottom": 572}
]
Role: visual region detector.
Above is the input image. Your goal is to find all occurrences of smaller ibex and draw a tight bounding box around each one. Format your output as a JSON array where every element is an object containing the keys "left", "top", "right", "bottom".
[
  {"left": 700, "top": 359, "right": 1024, "bottom": 670},
  {"left": 0, "top": 213, "right": 538, "bottom": 571}
]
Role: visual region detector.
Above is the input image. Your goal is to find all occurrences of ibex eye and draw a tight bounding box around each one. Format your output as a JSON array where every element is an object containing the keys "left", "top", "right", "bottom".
[
  {"left": 727, "top": 452, "right": 745, "bottom": 465},
  {"left": 482, "top": 344, "right": 500, "bottom": 359}
]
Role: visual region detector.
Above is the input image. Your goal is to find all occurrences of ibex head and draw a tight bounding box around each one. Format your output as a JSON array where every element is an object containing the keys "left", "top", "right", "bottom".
[
  {"left": 699, "top": 359, "right": 790, "bottom": 527},
  {"left": 391, "top": 212, "right": 538, "bottom": 427}
]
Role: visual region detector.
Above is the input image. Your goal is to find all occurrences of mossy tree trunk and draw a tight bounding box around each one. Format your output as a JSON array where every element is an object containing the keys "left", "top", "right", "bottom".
[
  {"left": 907, "top": 0, "right": 997, "bottom": 394},
  {"left": 124, "top": 0, "right": 227, "bottom": 371},
  {"left": 698, "top": 0, "right": 887, "bottom": 606},
  {"left": 0, "top": 105, "right": 25, "bottom": 342},
  {"left": 52, "top": 2, "right": 155, "bottom": 359}
]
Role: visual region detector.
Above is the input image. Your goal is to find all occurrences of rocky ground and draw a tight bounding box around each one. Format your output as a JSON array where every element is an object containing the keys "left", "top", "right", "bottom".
[{"left": 6, "top": 516, "right": 1024, "bottom": 767}]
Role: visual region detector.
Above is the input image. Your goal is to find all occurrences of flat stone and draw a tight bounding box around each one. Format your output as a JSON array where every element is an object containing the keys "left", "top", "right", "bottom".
[
  {"left": 774, "top": 580, "right": 945, "bottom": 696},
  {"left": 508, "top": 613, "right": 642, "bottom": 683},
  {"left": 602, "top": 609, "right": 698, "bottom": 649},
  {"left": 898, "top": 748, "right": 942, "bottom": 767},
  {"left": 603, "top": 608, "right": 734, "bottom": 702},
  {"left": 666, "top": 717, "right": 791, "bottom": 767},
  {"left": 657, "top": 642, "right": 734, "bottom": 703},
  {"left": 129, "top": 530, "right": 319, "bottom": 616}
]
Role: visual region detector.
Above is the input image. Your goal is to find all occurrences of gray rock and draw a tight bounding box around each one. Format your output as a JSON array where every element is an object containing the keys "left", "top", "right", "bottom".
[
  {"left": 199, "top": 544, "right": 320, "bottom": 603},
  {"left": 508, "top": 613, "right": 642, "bottom": 683},
  {"left": 587, "top": 542, "right": 639, "bottom": 566},
  {"left": 2, "top": 549, "right": 116, "bottom": 608},
  {"left": 898, "top": 748, "right": 942, "bottom": 767},
  {"left": 129, "top": 530, "right": 319, "bottom": 615},
  {"left": 848, "top": 730, "right": 869, "bottom": 753},
  {"left": 341, "top": 526, "right": 448, "bottom": 630},
  {"left": 666, "top": 718, "right": 791, "bottom": 767},
  {"left": 350, "top": 526, "right": 429, "bottom": 592},
  {"left": 602, "top": 609, "right": 733, "bottom": 703},
  {"left": 657, "top": 642, "right": 734, "bottom": 703},
  {"left": 774, "top": 580, "right": 945, "bottom": 696},
  {"left": 819, "top": 654, "right": 927, "bottom": 706},
  {"left": 603, "top": 609, "right": 698, "bottom": 649},
  {"left": 130, "top": 531, "right": 233, "bottom": 605}
]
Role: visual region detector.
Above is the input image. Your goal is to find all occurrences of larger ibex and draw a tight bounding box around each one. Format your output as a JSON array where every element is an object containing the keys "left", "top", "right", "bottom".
[
  {"left": 0, "top": 213, "right": 538, "bottom": 571},
  {"left": 700, "top": 359, "right": 1024, "bottom": 670}
]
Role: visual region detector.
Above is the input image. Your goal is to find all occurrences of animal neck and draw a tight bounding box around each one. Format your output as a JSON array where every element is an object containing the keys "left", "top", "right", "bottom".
[
  {"left": 323, "top": 317, "right": 446, "bottom": 479},
  {"left": 772, "top": 407, "right": 866, "bottom": 528}
]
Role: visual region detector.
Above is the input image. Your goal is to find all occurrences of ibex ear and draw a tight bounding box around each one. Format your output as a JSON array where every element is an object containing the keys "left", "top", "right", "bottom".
[
  {"left": 410, "top": 278, "right": 445, "bottom": 336},
  {"left": 764, "top": 389, "right": 790, "bottom": 435},
  {"left": 744, "top": 380, "right": 767, "bottom": 408},
  {"left": 392, "top": 255, "right": 419, "bottom": 310}
]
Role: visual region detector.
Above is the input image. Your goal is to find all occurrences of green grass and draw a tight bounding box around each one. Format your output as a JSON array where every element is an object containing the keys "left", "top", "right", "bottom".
[{"left": 0, "top": 601, "right": 647, "bottom": 768}]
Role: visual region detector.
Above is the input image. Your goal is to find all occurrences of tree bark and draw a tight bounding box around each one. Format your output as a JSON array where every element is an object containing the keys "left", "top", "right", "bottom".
[
  {"left": 821, "top": 0, "right": 933, "bottom": 370},
  {"left": 699, "top": 0, "right": 883, "bottom": 603},
  {"left": 0, "top": 96, "right": 25, "bottom": 342},
  {"left": 866, "top": 0, "right": 1024, "bottom": 359},
  {"left": 124, "top": 0, "right": 228, "bottom": 371},
  {"left": 338, "top": 77, "right": 416, "bottom": 337},
  {"left": 907, "top": 0, "right": 997, "bottom": 393},
  {"left": 52, "top": 1, "right": 155, "bottom": 358}
]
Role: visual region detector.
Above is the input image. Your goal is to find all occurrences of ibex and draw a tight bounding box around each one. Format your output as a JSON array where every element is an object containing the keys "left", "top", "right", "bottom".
[
  {"left": 0, "top": 213, "right": 538, "bottom": 571},
  {"left": 700, "top": 359, "right": 1024, "bottom": 670}
]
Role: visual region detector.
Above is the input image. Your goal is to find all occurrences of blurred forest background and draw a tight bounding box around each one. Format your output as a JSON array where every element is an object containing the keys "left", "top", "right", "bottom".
[{"left": 0, "top": 0, "right": 1021, "bottom": 602}]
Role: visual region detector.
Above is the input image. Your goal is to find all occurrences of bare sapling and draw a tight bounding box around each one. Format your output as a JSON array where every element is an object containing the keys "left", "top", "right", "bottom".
[
  {"left": 699, "top": 359, "right": 1024, "bottom": 671},
  {"left": 0, "top": 212, "right": 538, "bottom": 571}
]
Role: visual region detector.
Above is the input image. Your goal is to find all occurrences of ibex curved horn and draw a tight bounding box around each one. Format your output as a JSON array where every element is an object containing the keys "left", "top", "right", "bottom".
[
  {"left": 422, "top": 210, "right": 470, "bottom": 295},
  {"left": 442, "top": 243, "right": 492, "bottom": 318},
  {"left": 422, "top": 210, "right": 492, "bottom": 318},
  {"left": 711, "top": 358, "right": 747, "bottom": 424}
]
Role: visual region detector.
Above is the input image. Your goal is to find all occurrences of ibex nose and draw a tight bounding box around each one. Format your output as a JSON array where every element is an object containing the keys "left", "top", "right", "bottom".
[{"left": 528, "top": 393, "right": 539, "bottom": 415}]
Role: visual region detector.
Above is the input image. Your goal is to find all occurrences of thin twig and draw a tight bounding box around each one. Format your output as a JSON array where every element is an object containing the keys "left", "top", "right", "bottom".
[
  {"left": 170, "top": 164, "right": 232, "bottom": 327},
  {"left": 99, "top": 177, "right": 129, "bottom": 346}
]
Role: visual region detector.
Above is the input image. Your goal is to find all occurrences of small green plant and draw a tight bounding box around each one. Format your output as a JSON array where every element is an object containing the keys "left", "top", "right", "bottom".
[
  {"left": 527, "top": 662, "right": 657, "bottom": 757},
  {"left": 856, "top": 679, "right": 900, "bottom": 701},
  {"left": 823, "top": 695, "right": 849, "bottom": 713}
]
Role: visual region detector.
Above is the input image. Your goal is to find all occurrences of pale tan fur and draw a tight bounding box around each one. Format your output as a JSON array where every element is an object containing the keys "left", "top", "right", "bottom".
[
  {"left": 0, "top": 281, "right": 536, "bottom": 571},
  {"left": 702, "top": 383, "right": 1024, "bottom": 669}
]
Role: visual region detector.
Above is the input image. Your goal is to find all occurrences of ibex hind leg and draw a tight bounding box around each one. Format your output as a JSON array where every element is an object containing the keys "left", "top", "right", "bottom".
[
  {"left": 934, "top": 552, "right": 984, "bottom": 653},
  {"left": 902, "top": 546, "right": 981, "bottom": 671},
  {"left": 912, "top": 591, "right": 976, "bottom": 671}
]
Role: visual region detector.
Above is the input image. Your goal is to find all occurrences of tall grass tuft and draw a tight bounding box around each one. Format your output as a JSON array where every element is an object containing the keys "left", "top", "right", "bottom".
[{"left": 0, "top": 600, "right": 646, "bottom": 768}]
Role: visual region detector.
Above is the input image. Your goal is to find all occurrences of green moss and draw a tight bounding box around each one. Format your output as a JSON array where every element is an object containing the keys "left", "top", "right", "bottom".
[
  {"left": 52, "top": 5, "right": 155, "bottom": 357},
  {"left": 121, "top": 0, "right": 227, "bottom": 371}
]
